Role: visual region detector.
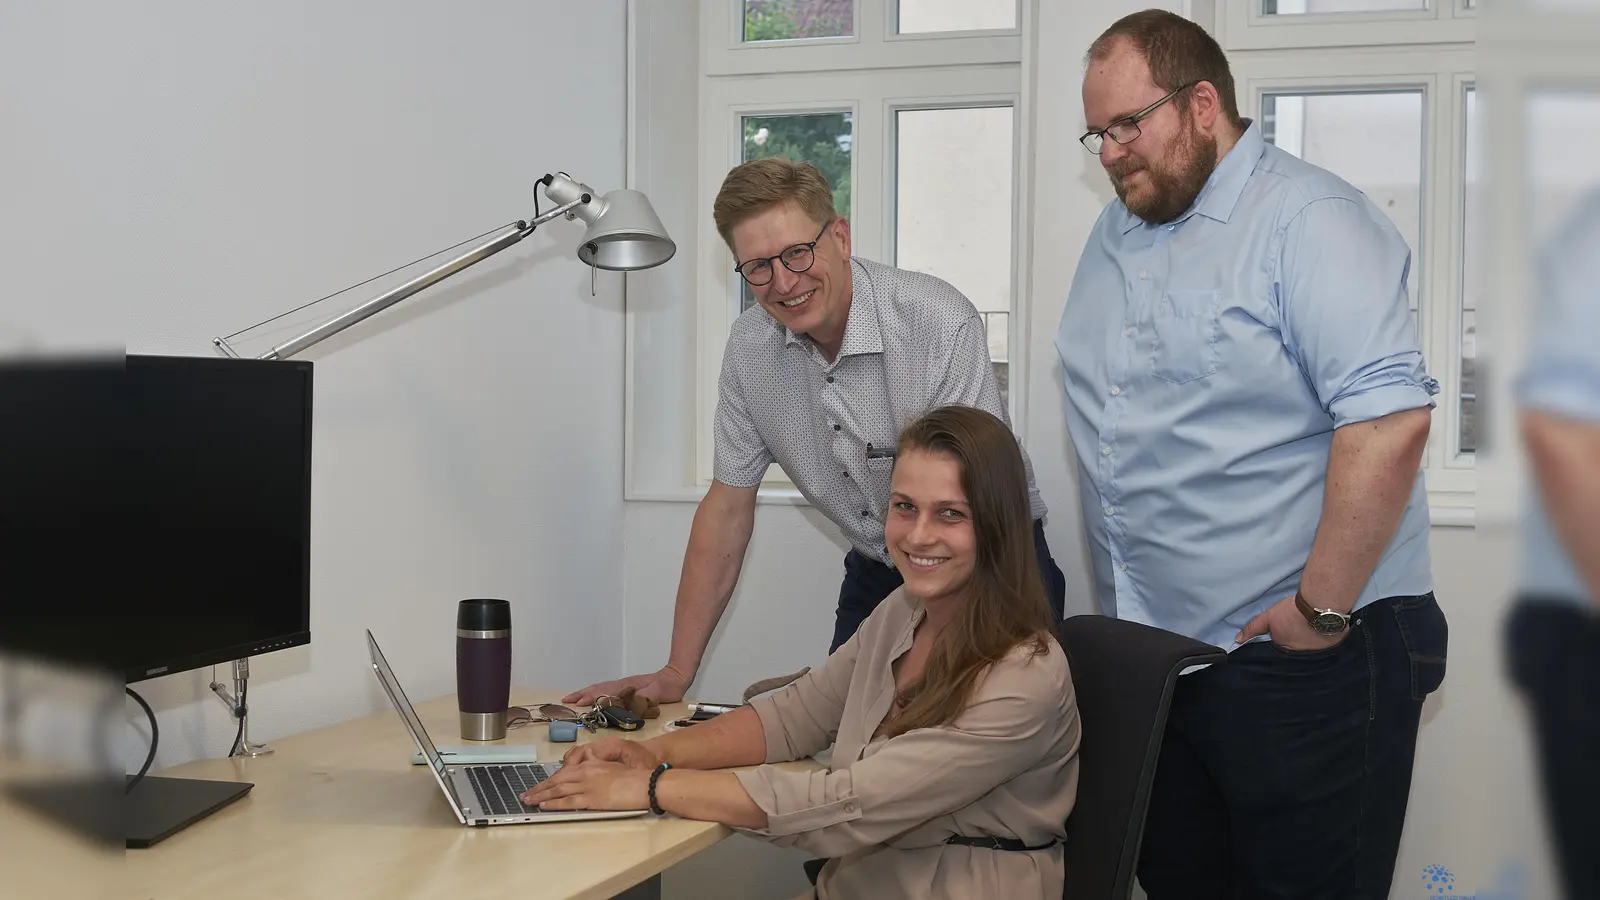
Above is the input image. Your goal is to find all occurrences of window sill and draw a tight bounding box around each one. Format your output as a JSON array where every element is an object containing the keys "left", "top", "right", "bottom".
[
  {"left": 628, "top": 487, "right": 1478, "bottom": 524},
  {"left": 625, "top": 484, "right": 815, "bottom": 507},
  {"left": 1428, "top": 504, "right": 1475, "bottom": 528}
]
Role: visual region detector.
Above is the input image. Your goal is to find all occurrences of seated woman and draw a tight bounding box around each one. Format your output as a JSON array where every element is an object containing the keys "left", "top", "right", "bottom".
[{"left": 522, "top": 405, "right": 1081, "bottom": 898}]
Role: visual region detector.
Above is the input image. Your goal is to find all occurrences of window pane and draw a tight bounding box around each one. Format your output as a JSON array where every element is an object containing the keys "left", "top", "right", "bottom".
[
  {"left": 739, "top": 112, "right": 853, "bottom": 313},
  {"left": 894, "top": 106, "right": 1015, "bottom": 402},
  {"left": 743, "top": 0, "right": 853, "bottom": 42},
  {"left": 897, "top": 0, "right": 1016, "bottom": 33},
  {"left": 1262, "top": 91, "right": 1424, "bottom": 320},
  {"left": 1460, "top": 86, "right": 1478, "bottom": 454},
  {"left": 1262, "top": 0, "right": 1426, "bottom": 13}
]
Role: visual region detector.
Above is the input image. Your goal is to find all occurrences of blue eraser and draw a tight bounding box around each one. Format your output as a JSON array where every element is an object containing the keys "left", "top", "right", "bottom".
[{"left": 549, "top": 720, "right": 579, "bottom": 742}]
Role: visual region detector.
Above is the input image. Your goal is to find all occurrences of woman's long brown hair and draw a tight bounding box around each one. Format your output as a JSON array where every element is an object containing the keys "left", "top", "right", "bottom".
[{"left": 879, "top": 405, "right": 1056, "bottom": 739}]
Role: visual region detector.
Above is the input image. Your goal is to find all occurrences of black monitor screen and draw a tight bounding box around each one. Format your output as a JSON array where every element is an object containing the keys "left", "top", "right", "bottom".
[{"left": 0, "top": 353, "right": 313, "bottom": 682}]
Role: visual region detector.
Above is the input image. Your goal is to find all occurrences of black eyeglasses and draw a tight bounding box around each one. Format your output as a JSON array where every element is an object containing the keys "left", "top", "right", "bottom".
[
  {"left": 734, "top": 220, "right": 831, "bottom": 286},
  {"left": 1079, "top": 82, "right": 1198, "bottom": 154}
]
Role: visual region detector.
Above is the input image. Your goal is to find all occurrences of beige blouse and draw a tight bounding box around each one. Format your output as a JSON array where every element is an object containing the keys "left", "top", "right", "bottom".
[{"left": 732, "top": 588, "right": 1081, "bottom": 899}]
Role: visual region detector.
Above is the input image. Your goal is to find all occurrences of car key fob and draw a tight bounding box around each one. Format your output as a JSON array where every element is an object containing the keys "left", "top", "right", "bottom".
[{"left": 599, "top": 706, "right": 644, "bottom": 731}]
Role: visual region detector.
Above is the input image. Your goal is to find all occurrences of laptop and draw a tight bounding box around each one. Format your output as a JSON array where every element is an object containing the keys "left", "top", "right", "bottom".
[{"left": 365, "top": 629, "right": 648, "bottom": 827}]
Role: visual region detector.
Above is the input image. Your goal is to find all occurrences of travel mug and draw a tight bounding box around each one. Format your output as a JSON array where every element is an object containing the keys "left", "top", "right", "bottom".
[{"left": 456, "top": 598, "right": 511, "bottom": 741}]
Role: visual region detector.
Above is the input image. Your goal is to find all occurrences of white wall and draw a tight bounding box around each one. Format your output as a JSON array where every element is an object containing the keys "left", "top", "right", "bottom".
[{"left": 0, "top": 0, "right": 631, "bottom": 773}]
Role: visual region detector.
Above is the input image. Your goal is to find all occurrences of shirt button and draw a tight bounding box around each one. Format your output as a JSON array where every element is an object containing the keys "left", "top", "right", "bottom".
[
  {"left": 826, "top": 376, "right": 835, "bottom": 383},
  {"left": 1101, "top": 446, "right": 1112, "bottom": 456},
  {"left": 1138, "top": 270, "right": 1148, "bottom": 280},
  {"left": 861, "top": 510, "right": 870, "bottom": 517},
  {"left": 1110, "top": 386, "right": 1122, "bottom": 396},
  {"left": 843, "top": 471, "right": 850, "bottom": 478},
  {"left": 1125, "top": 328, "right": 1135, "bottom": 337},
  {"left": 833, "top": 424, "right": 841, "bottom": 431},
  {"left": 1105, "top": 506, "right": 1116, "bottom": 516},
  {"left": 844, "top": 802, "right": 857, "bottom": 813},
  {"left": 1120, "top": 563, "right": 1129, "bottom": 571}
]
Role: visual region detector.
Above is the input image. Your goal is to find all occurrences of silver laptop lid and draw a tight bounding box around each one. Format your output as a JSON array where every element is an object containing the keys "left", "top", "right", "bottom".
[{"left": 365, "top": 630, "right": 450, "bottom": 781}]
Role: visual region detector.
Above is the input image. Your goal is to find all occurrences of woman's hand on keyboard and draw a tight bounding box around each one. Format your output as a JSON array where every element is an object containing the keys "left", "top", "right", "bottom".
[
  {"left": 561, "top": 737, "right": 661, "bottom": 771},
  {"left": 520, "top": 760, "right": 649, "bottom": 812}
]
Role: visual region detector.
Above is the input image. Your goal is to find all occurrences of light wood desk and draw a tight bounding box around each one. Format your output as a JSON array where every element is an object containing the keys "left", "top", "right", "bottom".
[{"left": 106, "top": 691, "right": 809, "bottom": 900}]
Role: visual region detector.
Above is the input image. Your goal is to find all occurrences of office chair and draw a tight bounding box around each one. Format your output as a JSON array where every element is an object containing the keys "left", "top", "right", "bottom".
[{"left": 1057, "top": 615, "right": 1228, "bottom": 900}]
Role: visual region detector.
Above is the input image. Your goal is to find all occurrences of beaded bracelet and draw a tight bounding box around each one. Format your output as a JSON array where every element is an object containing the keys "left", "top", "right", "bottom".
[{"left": 648, "top": 762, "right": 672, "bottom": 816}]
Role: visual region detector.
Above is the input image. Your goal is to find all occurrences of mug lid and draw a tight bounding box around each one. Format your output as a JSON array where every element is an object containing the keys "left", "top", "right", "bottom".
[{"left": 457, "top": 598, "right": 511, "bottom": 632}]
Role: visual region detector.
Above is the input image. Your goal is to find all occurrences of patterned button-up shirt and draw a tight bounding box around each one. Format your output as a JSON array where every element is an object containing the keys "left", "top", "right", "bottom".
[{"left": 715, "top": 256, "right": 1047, "bottom": 566}]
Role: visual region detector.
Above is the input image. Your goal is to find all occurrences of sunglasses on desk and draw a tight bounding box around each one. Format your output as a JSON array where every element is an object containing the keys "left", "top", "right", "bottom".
[{"left": 507, "top": 703, "right": 642, "bottom": 733}]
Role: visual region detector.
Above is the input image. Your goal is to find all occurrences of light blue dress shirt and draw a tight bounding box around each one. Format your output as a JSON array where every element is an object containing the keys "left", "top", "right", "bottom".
[
  {"left": 1517, "top": 190, "right": 1600, "bottom": 606},
  {"left": 1055, "top": 120, "right": 1440, "bottom": 650}
]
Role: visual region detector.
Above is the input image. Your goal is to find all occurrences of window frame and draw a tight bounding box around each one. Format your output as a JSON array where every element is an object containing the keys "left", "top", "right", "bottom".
[
  {"left": 1217, "top": 0, "right": 1474, "bottom": 52},
  {"left": 693, "top": 0, "right": 1027, "bottom": 494}
]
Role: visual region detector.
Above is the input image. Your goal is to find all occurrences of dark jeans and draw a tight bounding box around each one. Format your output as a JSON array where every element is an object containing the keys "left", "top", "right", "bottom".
[
  {"left": 1505, "top": 597, "right": 1600, "bottom": 900},
  {"left": 1138, "top": 592, "right": 1448, "bottom": 900},
  {"left": 828, "top": 519, "right": 1067, "bottom": 654}
]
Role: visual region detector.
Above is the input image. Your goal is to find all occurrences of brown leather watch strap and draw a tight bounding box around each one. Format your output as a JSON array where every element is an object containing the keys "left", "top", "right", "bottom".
[{"left": 1294, "top": 589, "right": 1319, "bottom": 625}]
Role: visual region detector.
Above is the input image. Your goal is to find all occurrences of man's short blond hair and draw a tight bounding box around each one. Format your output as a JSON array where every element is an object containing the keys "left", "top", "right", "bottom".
[{"left": 713, "top": 157, "right": 838, "bottom": 252}]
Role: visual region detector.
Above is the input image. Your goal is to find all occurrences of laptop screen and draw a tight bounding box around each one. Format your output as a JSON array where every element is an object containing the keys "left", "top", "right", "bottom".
[{"left": 366, "top": 631, "right": 446, "bottom": 777}]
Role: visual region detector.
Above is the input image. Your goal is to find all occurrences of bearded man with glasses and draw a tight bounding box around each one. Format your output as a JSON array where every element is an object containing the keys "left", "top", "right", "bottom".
[
  {"left": 1056, "top": 9, "right": 1448, "bottom": 899},
  {"left": 565, "top": 156, "right": 1068, "bottom": 709}
]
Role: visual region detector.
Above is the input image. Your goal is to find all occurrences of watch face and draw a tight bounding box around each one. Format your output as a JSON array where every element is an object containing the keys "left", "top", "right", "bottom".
[{"left": 1312, "top": 612, "right": 1347, "bottom": 636}]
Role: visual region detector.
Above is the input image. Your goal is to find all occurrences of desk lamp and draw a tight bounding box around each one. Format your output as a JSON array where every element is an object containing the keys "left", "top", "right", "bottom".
[{"left": 206, "top": 172, "right": 675, "bottom": 755}]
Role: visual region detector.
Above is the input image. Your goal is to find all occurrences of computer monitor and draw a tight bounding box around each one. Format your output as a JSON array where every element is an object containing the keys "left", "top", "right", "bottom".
[
  {"left": 121, "top": 353, "right": 313, "bottom": 683},
  {"left": 0, "top": 352, "right": 314, "bottom": 847}
]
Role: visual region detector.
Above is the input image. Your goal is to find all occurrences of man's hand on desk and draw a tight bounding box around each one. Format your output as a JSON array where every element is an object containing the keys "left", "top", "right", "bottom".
[
  {"left": 561, "top": 737, "right": 662, "bottom": 771},
  {"left": 563, "top": 665, "right": 691, "bottom": 707},
  {"left": 521, "top": 760, "right": 651, "bottom": 812}
]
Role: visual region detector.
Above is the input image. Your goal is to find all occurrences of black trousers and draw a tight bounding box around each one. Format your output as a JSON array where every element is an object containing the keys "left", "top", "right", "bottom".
[
  {"left": 828, "top": 519, "right": 1067, "bottom": 654},
  {"left": 1505, "top": 597, "right": 1600, "bottom": 900},
  {"left": 1138, "top": 592, "right": 1448, "bottom": 900}
]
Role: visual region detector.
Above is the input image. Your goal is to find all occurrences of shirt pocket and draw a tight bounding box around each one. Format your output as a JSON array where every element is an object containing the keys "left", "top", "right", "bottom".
[
  {"left": 1149, "top": 289, "right": 1222, "bottom": 384},
  {"left": 861, "top": 454, "right": 897, "bottom": 517}
]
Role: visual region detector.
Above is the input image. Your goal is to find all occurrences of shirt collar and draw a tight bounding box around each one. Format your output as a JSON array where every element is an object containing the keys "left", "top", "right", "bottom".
[
  {"left": 784, "top": 258, "right": 884, "bottom": 357},
  {"left": 1118, "top": 117, "right": 1265, "bottom": 235}
]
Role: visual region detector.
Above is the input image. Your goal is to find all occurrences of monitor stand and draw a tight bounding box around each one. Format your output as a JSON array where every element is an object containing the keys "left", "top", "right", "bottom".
[{"left": 6, "top": 773, "right": 253, "bottom": 848}]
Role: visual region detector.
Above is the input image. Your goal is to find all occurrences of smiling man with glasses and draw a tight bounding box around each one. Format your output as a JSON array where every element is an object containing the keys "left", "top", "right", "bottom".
[
  {"left": 1055, "top": 9, "right": 1447, "bottom": 900},
  {"left": 565, "top": 156, "right": 1067, "bottom": 709}
]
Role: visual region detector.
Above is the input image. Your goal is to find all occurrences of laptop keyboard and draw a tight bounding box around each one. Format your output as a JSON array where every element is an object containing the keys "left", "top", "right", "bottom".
[{"left": 467, "top": 763, "right": 555, "bottom": 816}]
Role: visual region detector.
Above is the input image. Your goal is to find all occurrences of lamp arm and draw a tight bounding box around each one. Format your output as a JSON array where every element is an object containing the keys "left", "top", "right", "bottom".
[{"left": 214, "top": 189, "right": 591, "bottom": 362}]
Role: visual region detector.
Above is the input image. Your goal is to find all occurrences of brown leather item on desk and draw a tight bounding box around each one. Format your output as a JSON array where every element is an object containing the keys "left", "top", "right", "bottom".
[{"left": 597, "top": 686, "right": 660, "bottom": 720}]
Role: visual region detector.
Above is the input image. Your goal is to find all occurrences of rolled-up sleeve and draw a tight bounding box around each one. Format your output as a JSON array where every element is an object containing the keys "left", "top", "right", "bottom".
[
  {"left": 712, "top": 342, "right": 774, "bottom": 488},
  {"left": 1276, "top": 197, "right": 1440, "bottom": 428},
  {"left": 732, "top": 650, "right": 1073, "bottom": 858}
]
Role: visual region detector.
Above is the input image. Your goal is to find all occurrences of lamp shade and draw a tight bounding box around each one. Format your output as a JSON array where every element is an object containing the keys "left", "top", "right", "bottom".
[{"left": 576, "top": 189, "right": 676, "bottom": 271}]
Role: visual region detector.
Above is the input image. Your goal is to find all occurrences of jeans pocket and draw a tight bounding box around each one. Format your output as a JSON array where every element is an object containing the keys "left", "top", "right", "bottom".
[
  {"left": 1263, "top": 638, "right": 1347, "bottom": 662},
  {"left": 1149, "top": 290, "right": 1221, "bottom": 384},
  {"left": 1393, "top": 593, "right": 1449, "bottom": 700}
]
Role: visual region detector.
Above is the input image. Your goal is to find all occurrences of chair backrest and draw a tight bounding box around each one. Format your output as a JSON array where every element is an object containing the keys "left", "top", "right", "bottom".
[{"left": 1057, "top": 614, "right": 1227, "bottom": 900}]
